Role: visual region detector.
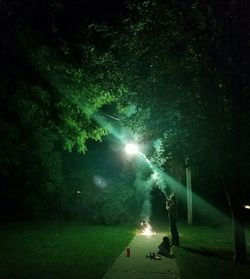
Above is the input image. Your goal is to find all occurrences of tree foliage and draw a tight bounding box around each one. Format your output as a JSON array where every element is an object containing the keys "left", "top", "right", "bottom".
[
  {"left": 0, "top": 0, "right": 125, "bottom": 220},
  {"left": 107, "top": 0, "right": 250, "bottom": 262}
]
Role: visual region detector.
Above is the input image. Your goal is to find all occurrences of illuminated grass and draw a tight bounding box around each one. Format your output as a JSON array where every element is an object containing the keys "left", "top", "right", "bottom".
[
  {"left": 173, "top": 223, "right": 250, "bottom": 279},
  {"left": 1, "top": 222, "right": 249, "bottom": 279},
  {"left": 0, "top": 223, "right": 135, "bottom": 279}
]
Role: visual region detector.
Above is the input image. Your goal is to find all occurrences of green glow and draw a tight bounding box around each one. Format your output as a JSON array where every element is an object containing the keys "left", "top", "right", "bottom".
[
  {"left": 125, "top": 143, "right": 139, "bottom": 155},
  {"left": 93, "top": 111, "right": 230, "bottom": 224},
  {"left": 137, "top": 151, "right": 230, "bottom": 223},
  {"left": 93, "top": 113, "right": 124, "bottom": 141}
]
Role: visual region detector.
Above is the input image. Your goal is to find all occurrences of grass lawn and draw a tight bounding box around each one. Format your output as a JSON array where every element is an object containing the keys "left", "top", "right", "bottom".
[
  {"left": 0, "top": 222, "right": 135, "bottom": 279},
  {"left": 1, "top": 221, "right": 250, "bottom": 279},
  {"left": 171, "top": 222, "right": 250, "bottom": 279}
]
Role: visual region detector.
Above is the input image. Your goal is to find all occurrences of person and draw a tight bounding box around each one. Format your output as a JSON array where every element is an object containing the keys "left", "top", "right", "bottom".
[
  {"left": 166, "top": 193, "right": 179, "bottom": 247},
  {"left": 158, "top": 235, "right": 171, "bottom": 257}
]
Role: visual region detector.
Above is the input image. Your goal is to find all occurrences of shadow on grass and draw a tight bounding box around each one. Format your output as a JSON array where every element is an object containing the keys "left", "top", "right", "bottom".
[
  {"left": 207, "top": 223, "right": 226, "bottom": 228},
  {"left": 179, "top": 246, "right": 231, "bottom": 260}
]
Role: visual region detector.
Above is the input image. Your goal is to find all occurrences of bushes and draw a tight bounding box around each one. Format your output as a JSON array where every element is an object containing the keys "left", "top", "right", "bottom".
[
  {"left": 66, "top": 169, "right": 141, "bottom": 224},
  {"left": 92, "top": 183, "right": 140, "bottom": 224}
]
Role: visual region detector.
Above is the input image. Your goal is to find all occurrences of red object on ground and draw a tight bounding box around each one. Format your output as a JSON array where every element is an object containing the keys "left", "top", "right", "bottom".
[{"left": 126, "top": 247, "right": 130, "bottom": 257}]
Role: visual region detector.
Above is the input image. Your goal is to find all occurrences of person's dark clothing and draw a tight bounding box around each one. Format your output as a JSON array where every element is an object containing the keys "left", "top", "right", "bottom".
[
  {"left": 168, "top": 211, "right": 179, "bottom": 246},
  {"left": 167, "top": 195, "right": 179, "bottom": 246},
  {"left": 158, "top": 236, "right": 171, "bottom": 257}
]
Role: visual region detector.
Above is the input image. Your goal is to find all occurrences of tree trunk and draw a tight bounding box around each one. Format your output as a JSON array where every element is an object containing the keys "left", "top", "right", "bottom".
[
  {"left": 222, "top": 170, "right": 247, "bottom": 263},
  {"left": 231, "top": 202, "right": 247, "bottom": 262},
  {"left": 229, "top": 80, "right": 247, "bottom": 263}
]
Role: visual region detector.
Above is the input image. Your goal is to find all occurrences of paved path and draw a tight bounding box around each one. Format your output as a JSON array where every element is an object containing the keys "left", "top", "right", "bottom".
[{"left": 103, "top": 233, "right": 180, "bottom": 279}]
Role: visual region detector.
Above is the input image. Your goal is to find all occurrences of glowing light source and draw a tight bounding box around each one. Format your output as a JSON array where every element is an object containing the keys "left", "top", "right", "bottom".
[
  {"left": 244, "top": 204, "right": 250, "bottom": 210},
  {"left": 141, "top": 221, "right": 156, "bottom": 236},
  {"left": 143, "top": 226, "right": 153, "bottom": 236},
  {"left": 125, "top": 143, "right": 139, "bottom": 155}
]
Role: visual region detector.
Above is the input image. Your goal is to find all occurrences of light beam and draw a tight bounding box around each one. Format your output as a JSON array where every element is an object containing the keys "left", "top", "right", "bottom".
[{"left": 125, "top": 143, "right": 139, "bottom": 155}]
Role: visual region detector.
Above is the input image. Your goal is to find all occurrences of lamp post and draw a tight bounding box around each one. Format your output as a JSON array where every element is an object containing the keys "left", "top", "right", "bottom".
[{"left": 185, "top": 157, "right": 192, "bottom": 224}]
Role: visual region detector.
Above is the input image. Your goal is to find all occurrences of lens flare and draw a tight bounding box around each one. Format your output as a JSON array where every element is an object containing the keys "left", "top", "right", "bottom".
[{"left": 125, "top": 143, "right": 139, "bottom": 155}]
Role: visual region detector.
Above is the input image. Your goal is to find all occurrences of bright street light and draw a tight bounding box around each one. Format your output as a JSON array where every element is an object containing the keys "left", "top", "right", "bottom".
[{"left": 125, "top": 143, "right": 139, "bottom": 155}]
